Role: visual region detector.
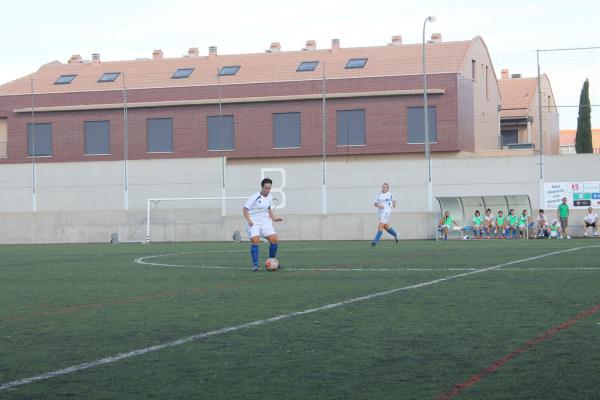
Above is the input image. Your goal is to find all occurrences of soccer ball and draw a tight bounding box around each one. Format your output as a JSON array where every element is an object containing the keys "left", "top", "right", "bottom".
[
  {"left": 463, "top": 235, "right": 469, "bottom": 240},
  {"left": 265, "top": 258, "right": 279, "bottom": 271}
]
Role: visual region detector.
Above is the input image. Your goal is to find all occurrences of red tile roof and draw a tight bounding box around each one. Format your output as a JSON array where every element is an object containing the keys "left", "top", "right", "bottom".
[
  {"left": 0, "top": 40, "right": 476, "bottom": 96},
  {"left": 498, "top": 77, "right": 537, "bottom": 118}
]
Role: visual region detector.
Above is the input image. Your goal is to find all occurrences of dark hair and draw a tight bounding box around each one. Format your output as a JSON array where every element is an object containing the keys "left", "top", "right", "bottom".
[
  {"left": 475, "top": 209, "right": 480, "bottom": 215},
  {"left": 486, "top": 208, "right": 491, "bottom": 212},
  {"left": 261, "top": 178, "right": 273, "bottom": 188},
  {"left": 539, "top": 209, "right": 544, "bottom": 213}
]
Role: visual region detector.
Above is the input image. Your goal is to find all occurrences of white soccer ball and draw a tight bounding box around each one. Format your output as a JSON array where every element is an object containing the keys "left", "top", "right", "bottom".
[
  {"left": 265, "top": 258, "right": 279, "bottom": 271},
  {"left": 463, "top": 235, "right": 469, "bottom": 240}
]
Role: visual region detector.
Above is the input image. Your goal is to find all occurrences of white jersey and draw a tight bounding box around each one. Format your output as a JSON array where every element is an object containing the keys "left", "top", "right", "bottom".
[
  {"left": 243, "top": 191, "right": 273, "bottom": 225},
  {"left": 374, "top": 191, "right": 395, "bottom": 212},
  {"left": 537, "top": 214, "right": 547, "bottom": 226},
  {"left": 584, "top": 211, "right": 598, "bottom": 224}
]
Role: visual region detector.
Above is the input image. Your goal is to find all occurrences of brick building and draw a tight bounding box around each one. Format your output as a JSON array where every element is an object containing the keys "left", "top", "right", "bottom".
[
  {"left": 0, "top": 35, "right": 501, "bottom": 165},
  {"left": 498, "top": 69, "right": 559, "bottom": 153}
]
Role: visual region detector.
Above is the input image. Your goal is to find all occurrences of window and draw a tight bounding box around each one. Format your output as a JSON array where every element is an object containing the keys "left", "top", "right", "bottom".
[
  {"left": 207, "top": 116, "right": 234, "bottom": 151},
  {"left": 218, "top": 66, "right": 240, "bottom": 76},
  {"left": 147, "top": 118, "right": 173, "bottom": 153},
  {"left": 98, "top": 72, "right": 120, "bottom": 82},
  {"left": 172, "top": 68, "right": 194, "bottom": 79},
  {"left": 27, "top": 123, "right": 52, "bottom": 156},
  {"left": 55, "top": 75, "right": 77, "bottom": 84},
  {"left": 0, "top": 118, "right": 7, "bottom": 158},
  {"left": 297, "top": 61, "right": 319, "bottom": 72},
  {"left": 345, "top": 58, "right": 368, "bottom": 69},
  {"left": 84, "top": 121, "right": 110, "bottom": 155},
  {"left": 501, "top": 130, "right": 518, "bottom": 146},
  {"left": 273, "top": 113, "right": 301, "bottom": 148},
  {"left": 485, "top": 66, "right": 489, "bottom": 100},
  {"left": 337, "top": 110, "right": 365, "bottom": 146},
  {"left": 407, "top": 107, "right": 437, "bottom": 144},
  {"left": 471, "top": 59, "right": 476, "bottom": 80}
]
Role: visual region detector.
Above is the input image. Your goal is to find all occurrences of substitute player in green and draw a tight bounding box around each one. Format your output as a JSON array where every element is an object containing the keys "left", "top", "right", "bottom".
[
  {"left": 496, "top": 210, "right": 507, "bottom": 239},
  {"left": 472, "top": 210, "right": 483, "bottom": 239},
  {"left": 557, "top": 197, "right": 570, "bottom": 239},
  {"left": 439, "top": 210, "right": 461, "bottom": 241},
  {"left": 518, "top": 209, "right": 529, "bottom": 239},
  {"left": 507, "top": 209, "right": 519, "bottom": 239}
]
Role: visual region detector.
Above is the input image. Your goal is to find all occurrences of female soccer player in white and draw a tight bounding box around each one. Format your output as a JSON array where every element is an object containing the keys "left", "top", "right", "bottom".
[
  {"left": 371, "top": 182, "right": 399, "bottom": 246},
  {"left": 242, "top": 178, "right": 283, "bottom": 271}
]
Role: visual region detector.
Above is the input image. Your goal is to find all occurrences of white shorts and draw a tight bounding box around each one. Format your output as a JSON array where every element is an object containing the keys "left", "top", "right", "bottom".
[
  {"left": 378, "top": 209, "right": 392, "bottom": 224},
  {"left": 245, "top": 220, "right": 276, "bottom": 239}
]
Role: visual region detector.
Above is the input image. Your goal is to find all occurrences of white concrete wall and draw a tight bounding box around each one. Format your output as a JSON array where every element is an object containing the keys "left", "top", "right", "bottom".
[{"left": 0, "top": 154, "right": 598, "bottom": 243}]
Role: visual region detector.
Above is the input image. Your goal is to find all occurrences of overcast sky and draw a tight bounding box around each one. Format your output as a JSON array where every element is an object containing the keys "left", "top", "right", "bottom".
[{"left": 1, "top": 0, "right": 598, "bottom": 128}]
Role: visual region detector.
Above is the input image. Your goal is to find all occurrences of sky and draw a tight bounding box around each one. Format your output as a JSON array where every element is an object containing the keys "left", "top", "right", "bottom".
[{"left": 1, "top": 0, "right": 598, "bottom": 128}]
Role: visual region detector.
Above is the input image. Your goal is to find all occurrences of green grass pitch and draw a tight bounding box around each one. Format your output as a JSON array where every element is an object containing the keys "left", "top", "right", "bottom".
[{"left": 1, "top": 239, "right": 599, "bottom": 399}]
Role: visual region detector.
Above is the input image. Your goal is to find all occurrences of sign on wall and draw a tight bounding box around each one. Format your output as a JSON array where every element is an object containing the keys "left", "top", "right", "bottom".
[{"left": 544, "top": 181, "right": 600, "bottom": 209}]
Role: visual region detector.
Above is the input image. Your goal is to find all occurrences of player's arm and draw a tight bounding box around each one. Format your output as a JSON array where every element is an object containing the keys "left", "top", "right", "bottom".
[
  {"left": 269, "top": 207, "right": 283, "bottom": 222},
  {"left": 242, "top": 207, "right": 253, "bottom": 226},
  {"left": 374, "top": 202, "right": 383, "bottom": 209}
]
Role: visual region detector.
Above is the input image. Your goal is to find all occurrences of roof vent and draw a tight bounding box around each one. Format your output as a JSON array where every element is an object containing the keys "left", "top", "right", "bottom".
[
  {"left": 209, "top": 46, "right": 217, "bottom": 59},
  {"left": 269, "top": 42, "right": 281, "bottom": 52},
  {"left": 430, "top": 33, "right": 442, "bottom": 43},
  {"left": 91, "top": 53, "right": 101, "bottom": 64},
  {"left": 389, "top": 35, "right": 402, "bottom": 46},
  {"left": 68, "top": 54, "right": 82, "bottom": 64},
  {"left": 152, "top": 49, "right": 163, "bottom": 60},
  {"left": 331, "top": 38, "right": 340, "bottom": 51},
  {"left": 188, "top": 47, "right": 199, "bottom": 57},
  {"left": 511, "top": 73, "right": 522, "bottom": 79},
  {"left": 303, "top": 40, "right": 317, "bottom": 51},
  {"left": 501, "top": 69, "right": 509, "bottom": 79}
]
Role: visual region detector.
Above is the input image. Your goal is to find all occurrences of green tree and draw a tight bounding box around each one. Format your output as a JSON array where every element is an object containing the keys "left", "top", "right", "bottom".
[{"left": 575, "top": 78, "right": 593, "bottom": 153}]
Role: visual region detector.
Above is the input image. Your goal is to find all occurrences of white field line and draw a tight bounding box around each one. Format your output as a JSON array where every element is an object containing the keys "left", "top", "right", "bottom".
[
  {"left": 135, "top": 253, "right": 600, "bottom": 272},
  {"left": 1, "top": 245, "right": 598, "bottom": 392}
]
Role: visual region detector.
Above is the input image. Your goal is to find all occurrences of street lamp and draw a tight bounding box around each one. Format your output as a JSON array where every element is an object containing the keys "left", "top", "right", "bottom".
[{"left": 423, "top": 15, "right": 436, "bottom": 213}]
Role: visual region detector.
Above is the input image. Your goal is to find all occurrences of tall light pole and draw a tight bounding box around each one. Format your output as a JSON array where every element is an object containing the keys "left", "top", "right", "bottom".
[{"left": 423, "top": 15, "right": 436, "bottom": 213}]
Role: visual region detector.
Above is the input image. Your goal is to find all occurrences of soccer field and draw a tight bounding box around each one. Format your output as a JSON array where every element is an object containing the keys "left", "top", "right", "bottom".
[{"left": 1, "top": 240, "right": 599, "bottom": 399}]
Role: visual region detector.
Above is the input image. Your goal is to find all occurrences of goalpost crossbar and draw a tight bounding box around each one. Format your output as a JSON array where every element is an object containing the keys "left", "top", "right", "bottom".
[{"left": 145, "top": 196, "right": 248, "bottom": 243}]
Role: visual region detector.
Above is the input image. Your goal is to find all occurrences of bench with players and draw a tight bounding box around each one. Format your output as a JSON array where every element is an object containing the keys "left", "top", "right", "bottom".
[{"left": 438, "top": 206, "right": 598, "bottom": 240}]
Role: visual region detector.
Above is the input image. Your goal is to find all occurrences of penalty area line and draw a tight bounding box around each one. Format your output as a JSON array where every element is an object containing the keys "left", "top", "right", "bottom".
[{"left": 1, "top": 245, "right": 597, "bottom": 392}]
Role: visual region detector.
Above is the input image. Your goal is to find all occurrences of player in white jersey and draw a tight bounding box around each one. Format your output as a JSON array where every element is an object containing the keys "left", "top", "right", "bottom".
[
  {"left": 243, "top": 178, "right": 283, "bottom": 271},
  {"left": 371, "top": 183, "right": 400, "bottom": 246}
]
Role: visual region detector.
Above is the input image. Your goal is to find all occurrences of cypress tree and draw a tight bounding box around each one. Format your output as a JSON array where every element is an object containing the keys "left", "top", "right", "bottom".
[{"left": 575, "top": 78, "right": 593, "bottom": 153}]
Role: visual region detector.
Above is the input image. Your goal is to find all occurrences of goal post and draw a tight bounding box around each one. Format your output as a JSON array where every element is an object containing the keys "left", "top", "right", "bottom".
[{"left": 145, "top": 196, "right": 247, "bottom": 244}]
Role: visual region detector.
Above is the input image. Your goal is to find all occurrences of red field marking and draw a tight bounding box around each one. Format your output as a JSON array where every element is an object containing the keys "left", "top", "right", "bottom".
[{"left": 436, "top": 303, "right": 600, "bottom": 400}]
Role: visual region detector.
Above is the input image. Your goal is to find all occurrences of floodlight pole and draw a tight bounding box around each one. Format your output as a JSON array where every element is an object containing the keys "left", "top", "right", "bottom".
[
  {"left": 536, "top": 50, "right": 545, "bottom": 209},
  {"left": 423, "top": 16, "right": 435, "bottom": 214}
]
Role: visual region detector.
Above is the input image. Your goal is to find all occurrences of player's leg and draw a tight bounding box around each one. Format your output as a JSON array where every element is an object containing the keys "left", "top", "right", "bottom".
[
  {"left": 383, "top": 222, "right": 399, "bottom": 243},
  {"left": 372, "top": 221, "right": 385, "bottom": 246},
  {"left": 245, "top": 222, "right": 261, "bottom": 271},
  {"left": 262, "top": 222, "right": 279, "bottom": 259}
]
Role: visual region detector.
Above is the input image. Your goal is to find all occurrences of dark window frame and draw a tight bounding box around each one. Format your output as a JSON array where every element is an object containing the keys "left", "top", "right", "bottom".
[
  {"left": 146, "top": 118, "right": 174, "bottom": 153},
  {"left": 84, "top": 120, "right": 111, "bottom": 155},
  {"left": 273, "top": 112, "right": 301, "bottom": 149},
  {"left": 345, "top": 58, "right": 368, "bottom": 69},
  {"left": 172, "top": 68, "right": 195, "bottom": 79},
  {"left": 207, "top": 115, "right": 235, "bottom": 151},
  {"left": 297, "top": 61, "right": 319, "bottom": 72},
  {"left": 407, "top": 106, "right": 438, "bottom": 144},
  {"left": 98, "top": 72, "right": 121, "bottom": 82},
  {"left": 54, "top": 74, "right": 77, "bottom": 84},
  {"left": 27, "top": 123, "right": 53, "bottom": 156},
  {"left": 218, "top": 65, "right": 240, "bottom": 76},
  {"left": 336, "top": 109, "right": 366, "bottom": 146}
]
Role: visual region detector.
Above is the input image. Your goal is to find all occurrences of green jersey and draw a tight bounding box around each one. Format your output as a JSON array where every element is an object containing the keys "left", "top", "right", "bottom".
[
  {"left": 473, "top": 215, "right": 482, "bottom": 225},
  {"left": 558, "top": 203, "right": 569, "bottom": 218},
  {"left": 519, "top": 214, "right": 527, "bottom": 225},
  {"left": 550, "top": 224, "right": 559, "bottom": 232},
  {"left": 497, "top": 216, "right": 505, "bottom": 226},
  {"left": 443, "top": 216, "right": 453, "bottom": 226},
  {"left": 508, "top": 215, "right": 518, "bottom": 225}
]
